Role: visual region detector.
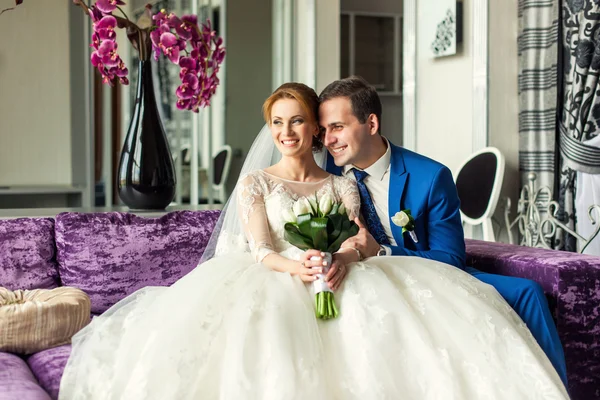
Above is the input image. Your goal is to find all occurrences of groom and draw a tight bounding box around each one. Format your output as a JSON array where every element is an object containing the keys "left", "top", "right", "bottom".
[{"left": 319, "top": 76, "right": 568, "bottom": 385}]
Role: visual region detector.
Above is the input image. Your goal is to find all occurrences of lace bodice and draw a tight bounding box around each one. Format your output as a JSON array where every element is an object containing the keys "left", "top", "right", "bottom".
[{"left": 235, "top": 170, "right": 361, "bottom": 262}]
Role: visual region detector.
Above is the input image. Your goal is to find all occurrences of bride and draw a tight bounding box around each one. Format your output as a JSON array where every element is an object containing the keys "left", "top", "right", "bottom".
[{"left": 59, "top": 83, "right": 569, "bottom": 399}]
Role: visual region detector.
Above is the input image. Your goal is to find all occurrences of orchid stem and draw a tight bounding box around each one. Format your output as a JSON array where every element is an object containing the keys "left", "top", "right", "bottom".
[
  {"left": 72, "top": 0, "right": 90, "bottom": 16},
  {"left": 116, "top": 5, "right": 130, "bottom": 21},
  {"left": 137, "top": 30, "right": 145, "bottom": 60},
  {"left": 0, "top": 7, "right": 16, "bottom": 16}
]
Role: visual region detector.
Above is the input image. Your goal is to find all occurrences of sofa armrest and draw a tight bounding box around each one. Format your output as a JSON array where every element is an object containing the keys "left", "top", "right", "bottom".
[{"left": 465, "top": 239, "right": 600, "bottom": 399}]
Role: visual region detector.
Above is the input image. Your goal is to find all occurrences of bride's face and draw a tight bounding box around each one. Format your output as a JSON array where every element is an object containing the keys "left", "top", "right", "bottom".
[{"left": 270, "top": 99, "right": 318, "bottom": 159}]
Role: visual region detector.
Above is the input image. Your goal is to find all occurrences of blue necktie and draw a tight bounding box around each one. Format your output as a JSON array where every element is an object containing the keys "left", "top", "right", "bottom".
[{"left": 353, "top": 169, "right": 390, "bottom": 245}]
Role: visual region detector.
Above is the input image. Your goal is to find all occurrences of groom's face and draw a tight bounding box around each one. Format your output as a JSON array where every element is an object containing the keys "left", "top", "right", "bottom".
[{"left": 319, "top": 97, "right": 372, "bottom": 168}]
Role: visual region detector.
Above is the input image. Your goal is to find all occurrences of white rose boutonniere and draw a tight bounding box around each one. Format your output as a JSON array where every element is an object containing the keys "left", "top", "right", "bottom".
[{"left": 391, "top": 209, "right": 418, "bottom": 243}]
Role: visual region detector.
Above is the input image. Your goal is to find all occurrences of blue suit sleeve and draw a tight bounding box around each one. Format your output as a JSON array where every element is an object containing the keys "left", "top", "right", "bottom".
[{"left": 387, "top": 167, "right": 466, "bottom": 269}]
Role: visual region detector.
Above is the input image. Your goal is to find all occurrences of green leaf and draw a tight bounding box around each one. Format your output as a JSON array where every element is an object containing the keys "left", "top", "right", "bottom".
[
  {"left": 326, "top": 214, "right": 345, "bottom": 240},
  {"left": 316, "top": 194, "right": 321, "bottom": 217},
  {"left": 327, "top": 220, "right": 359, "bottom": 253},
  {"left": 309, "top": 195, "right": 319, "bottom": 216},
  {"left": 284, "top": 223, "right": 313, "bottom": 250},
  {"left": 297, "top": 218, "right": 313, "bottom": 239},
  {"left": 296, "top": 213, "right": 312, "bottom": 225},
  {"left": 310, "top": 218, "right": 329, "bottom": 252},
  {"left": 402, "top": 221, "right": 415, "bottom": 233}
]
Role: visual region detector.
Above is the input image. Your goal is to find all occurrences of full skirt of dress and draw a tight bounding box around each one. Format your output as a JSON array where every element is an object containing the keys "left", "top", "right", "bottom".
[{"left": 58, "top": 253, "right": 569, "bottom": 400}]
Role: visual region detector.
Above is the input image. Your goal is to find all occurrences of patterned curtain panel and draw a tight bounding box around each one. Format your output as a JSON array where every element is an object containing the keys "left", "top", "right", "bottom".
[
  {"left": 518, "top": 0, "right": 560, "bottom": 244},
  {"left": 558, "top": 1, "right": 600, "bottom": 255}
]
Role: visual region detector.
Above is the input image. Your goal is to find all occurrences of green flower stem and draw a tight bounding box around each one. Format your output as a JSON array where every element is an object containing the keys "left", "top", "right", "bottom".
[
  {"left": 116, "top": 5, "right": 130, "bottom": 21},
  {"left": 319, "top": 293, "right": 324, "bottom": 318},
  {"left": 314, "top": 291, "right": 339, "bottom": 319},
  {"left": 333, "top": 298, "right": 339, "bottom": 317}
]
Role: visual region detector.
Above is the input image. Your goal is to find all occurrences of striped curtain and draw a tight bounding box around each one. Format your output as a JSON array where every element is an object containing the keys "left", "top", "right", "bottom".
[{"left": 518, "top": 0, "right": 560, "bottom": 245}]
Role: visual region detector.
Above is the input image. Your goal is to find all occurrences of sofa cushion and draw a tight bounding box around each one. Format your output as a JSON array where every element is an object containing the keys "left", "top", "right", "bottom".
[
  {"left": 0, "top": 218, "right": 58, "bottom": 291},
  {"left": 27, "top": 345, "right": 71, "bottom": 400},
  {"left": 55, "top": 210, "right": 221, "bottom": 314},
  {"left": 0, "top": 287, "right": 90, "bottom": 355},
  {"left": 0, "top": 351, "right": 51, "bottom": 400}
]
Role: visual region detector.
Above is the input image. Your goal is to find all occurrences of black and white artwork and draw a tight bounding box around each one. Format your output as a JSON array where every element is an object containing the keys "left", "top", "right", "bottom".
[{"left": 423, "top": 0, "right": 457, "bottom": 57}]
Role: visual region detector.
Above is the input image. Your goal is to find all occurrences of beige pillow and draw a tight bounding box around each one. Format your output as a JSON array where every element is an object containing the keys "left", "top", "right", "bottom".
[{"left": 0, "top": 286, "right": 91, "bottom": 354}]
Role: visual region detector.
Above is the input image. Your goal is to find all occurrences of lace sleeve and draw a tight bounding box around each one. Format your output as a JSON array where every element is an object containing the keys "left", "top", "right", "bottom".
[
  {"left": 333, "top": 176, "right": 361, "bottom": 220},
  {"left": 236, "top": 173, "right": 276, "bottom": 262}
]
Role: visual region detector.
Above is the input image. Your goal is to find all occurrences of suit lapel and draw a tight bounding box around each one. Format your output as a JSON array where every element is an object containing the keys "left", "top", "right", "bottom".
[
  {"left": 388, "top": 143, "right": 408, "bottom": 245},
  {"left": 326, "top": 153, "right": 343, "bottom": 176}
]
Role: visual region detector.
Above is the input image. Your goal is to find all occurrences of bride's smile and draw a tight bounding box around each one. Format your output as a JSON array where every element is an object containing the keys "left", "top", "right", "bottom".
[{"left": 269, "top": 98, "right": 318, "bottom": 158}]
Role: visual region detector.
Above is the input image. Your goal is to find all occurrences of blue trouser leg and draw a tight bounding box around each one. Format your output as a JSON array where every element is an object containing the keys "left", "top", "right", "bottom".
[{"left": 466, "top": 267, "right": 568, "bottom": 387}]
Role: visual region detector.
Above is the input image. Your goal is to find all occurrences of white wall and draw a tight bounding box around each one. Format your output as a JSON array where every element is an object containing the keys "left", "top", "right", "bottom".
[
  {"left": 414, "top": 0, "right": 519, "bottom": 186},
  {"left": 0, "top": 1, "right": 72, "bottom": 185},
  {"left": 416, "top": 0, "right": 473, "bottom": 174},
  {"left": 414, "top": 0, "right": 520, "bottom": 241},
  {"left": 489, "top": 0, "right": 519, "bottom": 220}
]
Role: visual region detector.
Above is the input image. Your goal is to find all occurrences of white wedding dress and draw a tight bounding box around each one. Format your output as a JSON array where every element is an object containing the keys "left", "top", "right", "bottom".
[{"left": 59, "top": 170, "right": 569, "bottom": 400}]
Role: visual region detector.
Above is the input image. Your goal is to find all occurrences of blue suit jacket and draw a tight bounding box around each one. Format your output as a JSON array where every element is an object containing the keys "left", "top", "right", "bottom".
[{"left": 326, "top": 141, "right": 466, "bottom": 269}]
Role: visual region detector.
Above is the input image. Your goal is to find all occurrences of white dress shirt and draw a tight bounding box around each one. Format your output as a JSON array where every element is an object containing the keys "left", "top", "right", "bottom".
[{"left": 343, "top": 138, "right": 397, "bottom": 253}]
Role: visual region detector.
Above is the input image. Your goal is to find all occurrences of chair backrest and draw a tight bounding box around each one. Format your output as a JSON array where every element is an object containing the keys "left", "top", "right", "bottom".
[
  {"left": 212, "top": 145, "right": 232, "bottom": 187},
  {"left": 454, "top": 147, "right": 505, "bottom": 224}
]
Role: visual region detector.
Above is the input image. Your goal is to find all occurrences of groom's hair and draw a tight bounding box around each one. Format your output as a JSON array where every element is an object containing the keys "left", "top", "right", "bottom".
[
  {"left": 319, "top": 76, "right": 382, "bottom": 132},
  {"left": 263, "top": 82, "right": 323, "bottom": 151}
]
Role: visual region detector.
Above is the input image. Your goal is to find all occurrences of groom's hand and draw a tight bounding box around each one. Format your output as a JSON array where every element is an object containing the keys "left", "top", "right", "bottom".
[{"left": 342, "top": 218, "right": 381, "bottom": 258}]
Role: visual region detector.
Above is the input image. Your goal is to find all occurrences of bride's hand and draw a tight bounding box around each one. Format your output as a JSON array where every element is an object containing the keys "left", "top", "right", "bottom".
[{"left": 295, "top": 250, "right": 327, "bottom": 282}]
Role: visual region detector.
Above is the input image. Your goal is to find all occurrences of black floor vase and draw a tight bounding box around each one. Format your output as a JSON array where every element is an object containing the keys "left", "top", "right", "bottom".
[{"left": 118, "top": 60, "right": 176, "bottom": 210}]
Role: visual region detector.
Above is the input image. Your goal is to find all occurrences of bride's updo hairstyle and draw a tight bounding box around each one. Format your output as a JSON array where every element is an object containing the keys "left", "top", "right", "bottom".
[{"left": 262, "top": 82, "right": 323, "bottom": 151}]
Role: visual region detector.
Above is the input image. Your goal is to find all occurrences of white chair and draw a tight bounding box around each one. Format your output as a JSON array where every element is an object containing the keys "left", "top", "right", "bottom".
[{"left": 454, "top": 147, "right": 505, "bottom": 242}]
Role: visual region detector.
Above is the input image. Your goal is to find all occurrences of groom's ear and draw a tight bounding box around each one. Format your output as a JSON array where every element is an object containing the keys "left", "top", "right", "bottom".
[{"left": 367, "top": 114, "right": 379, "bottom": 136}]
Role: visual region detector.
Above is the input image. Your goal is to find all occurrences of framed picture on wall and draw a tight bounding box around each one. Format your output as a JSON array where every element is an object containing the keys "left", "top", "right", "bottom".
[{"left": 422, "top": 0, "right": 462, "bottom": 58}]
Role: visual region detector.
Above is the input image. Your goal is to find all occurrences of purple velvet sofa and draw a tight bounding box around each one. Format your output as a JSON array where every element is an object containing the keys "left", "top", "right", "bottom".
[{"left": 0, "top": 211, "right": 598, "bottom": 399}]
